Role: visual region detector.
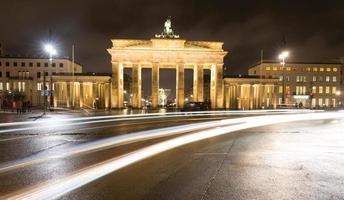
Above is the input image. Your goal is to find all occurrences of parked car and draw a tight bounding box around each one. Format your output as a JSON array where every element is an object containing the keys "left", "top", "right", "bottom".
[{"left": 181, "top": 102, "right": 210, "bottom": 111}]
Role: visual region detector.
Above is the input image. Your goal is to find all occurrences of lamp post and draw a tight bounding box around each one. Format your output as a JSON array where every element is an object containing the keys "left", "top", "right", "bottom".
[
  {"left": 43, "top": 44, "right": 57, "bottom": 114},
  {"left": 278, "top": 51, "right": 289, "bottom": 105}
]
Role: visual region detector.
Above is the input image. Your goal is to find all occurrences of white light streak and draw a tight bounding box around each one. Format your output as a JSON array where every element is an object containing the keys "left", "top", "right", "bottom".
[{"left": 3, "top": 112, "right": 344, "bottom": 200}]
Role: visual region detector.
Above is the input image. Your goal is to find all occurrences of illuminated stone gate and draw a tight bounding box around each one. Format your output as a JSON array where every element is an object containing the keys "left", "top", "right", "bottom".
[{"left": 107, "top": 18, "right": 227, "bottom": 109}]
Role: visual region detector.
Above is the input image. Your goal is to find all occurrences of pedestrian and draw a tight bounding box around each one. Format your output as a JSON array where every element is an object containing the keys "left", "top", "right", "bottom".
[{"left": 27, "top": 101, "right": 31, "bottom": 112}]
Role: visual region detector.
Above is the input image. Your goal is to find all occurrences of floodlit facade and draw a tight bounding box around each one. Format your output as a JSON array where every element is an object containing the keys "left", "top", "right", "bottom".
[
  {"left": 0, "top": 55, "right": 82, "bottom": 107},
  {"left": 248, "top": 61, "right": 342, "bottom": 108},
  {"left": 224, "top": 76, "right": 279, "bottom": 110},
  {"left": 108, "top": 19, "right": 227, "bottom": 109}
]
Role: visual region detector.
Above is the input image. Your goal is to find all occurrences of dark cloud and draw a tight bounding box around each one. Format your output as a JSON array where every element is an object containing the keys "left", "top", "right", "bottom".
[{"left": 1, "top": 0, "right": 344, "bottom": 76}]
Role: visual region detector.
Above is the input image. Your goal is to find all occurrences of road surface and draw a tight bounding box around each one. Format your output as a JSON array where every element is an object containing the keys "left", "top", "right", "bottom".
[{"left": 0, "top": 111, "right": 343, "bottom": 200}]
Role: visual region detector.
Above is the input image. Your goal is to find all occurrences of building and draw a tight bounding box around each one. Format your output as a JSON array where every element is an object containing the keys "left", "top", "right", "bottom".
[
  {"left": 248, "top": 61, "right": 342, "bottom": 108},
  {"left": 224, "top": 75, "right": 279, "bottom": 110},
  {"left": 107, "top": 18, "right": 227, "bottom": 109},
  {"left": 0, "top": 55, "right": 82, "bottom": 107}
]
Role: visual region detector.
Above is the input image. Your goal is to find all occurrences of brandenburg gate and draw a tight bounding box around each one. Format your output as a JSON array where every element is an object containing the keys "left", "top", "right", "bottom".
[{"left": 107, "top": 18, "right": 227, "bottom": 109}]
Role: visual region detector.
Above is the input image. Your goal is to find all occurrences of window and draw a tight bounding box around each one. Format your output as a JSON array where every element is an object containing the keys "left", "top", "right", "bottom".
[
  {"left": 52, "top": 72, "right": 56, "bottom": 75},
  {"left": 333, "top": 68, "right": 338, "bottom": 72},
  {"left": 278, "top": 86, "right": 283, "bottom": 93},
  {"left": 52, "top": 63, "right": 56, "bottom": 67},
  {"left": 279, "top": 66, "right": 284, "bottom": 71},
  {"left": 286, "top": 76, "right": 290, "bottom": 82},
  {"left": 44, "top": 72, "right": 48, "bottom": 76},
  {"left": 325, "top": 86, "right": 330, "bottom": 94},
  {"left": 319, "top": 86, "right": 323, "bottom": 94},
  {"left": 325, "top": 98, "right": 329, "bottom": 107},
  {"left": 44, "top": 63, "right": 48, "bottom": 67},
  {"left": 286, "top": 86, "right": 290, "bottom": 94},
  {"left": 37, "top": 63, "right": 41, "bottom": 67},
  {"left": 320, "top": 67, "right": 324, "bottom": 72},
  {"left": 5, "top": 62, "right": 9, "bottom": 67},
  {"left": 279, "top": 76, "right": 283, "bottom": 81},
  {"left": 37, "top": 83, "right": 42, "bottom": 90},
  {"left": 6, "top": 71, "right": 10, "bottom": 77},
  {"left": 6, "top": 82, "right": 10, "bottom": 90},
  {"left": 312, "top": 86, "right": 316, "bottom": 94},
  {"left": 296, "top": 76, "right": 300, "bottom": 83},
  {"left": 307, "top": 67, "right": 311, "bottom": 72},
  {"left": 333, "top": 76, "right": 337, "bottom": 82},
  {"left": 313, "top": 67, "right": 318, "bottom": 72},
  {"left": 29, "top": 62, "right": 33, "bottom": 67},
  {"left": 0, "top": 61, "right": 2, "bottom": 66},
  {"left": 0, "top": 82, "right": 2, "bottom": 91},
  {"left": 0, "top": 71, "right": 2, "bottom": 77},
  {"left": 59, "top": 63, "right": 64, "bottom": 68},
  {"left": 265, "top": 66, "right": 271, "bottom": 71},
  {"left": 21, "top": 62, "right": 25, "bottom": 67},
  {"left": 326, "top": 76, "right": 330, "bottom": 82},
  {"left": 286, "top": 67, "right": 291, "bottom": 71},
  {"left": 13, "top": 62, "right": 17, "bottom": 67},
  {"left": 319, "top": 98, "right": 323, "bottom": 107},
  {"left": 332, "top": 87, "right": 337, "bottom": 94},
  {"left": 312, "top": 76, "right": 317, "bottom": 82},
  {"left": 326, "top": 67, "right": 331, "bottom": 72},
  {"left": 37, "top": 72, "right": 41, "bottom": 78},
  {"left": 273, "top": 66, "right": 277, "bottom": 71},
  {"left": 319, "top": 76, "right": 323, "bottom": 82}
]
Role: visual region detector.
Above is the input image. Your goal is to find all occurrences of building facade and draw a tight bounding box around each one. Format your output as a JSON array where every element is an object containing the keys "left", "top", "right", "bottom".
[
  {"left": 248, "top": 61, "right": 342, "bottom": 108},
  {"left": 107, "top": 19, "right": 227, "bottom": 110},
  {"left": 0, "top": 55, "right": 82, "bottom": 107},
  {"left": 224, "top": 76, "right": 279, "bottom": 110}
]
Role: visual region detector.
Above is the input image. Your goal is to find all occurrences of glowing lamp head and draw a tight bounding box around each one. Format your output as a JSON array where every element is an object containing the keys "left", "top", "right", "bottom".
[
  {"left": 336, "top": 91, "right": 341, "bottom": 96},
  {"left": 44, "top": 44, "right": 57, "bottom": 55},
  {"left": 278, "top": 51, "right": 289, "bottom": 60}
]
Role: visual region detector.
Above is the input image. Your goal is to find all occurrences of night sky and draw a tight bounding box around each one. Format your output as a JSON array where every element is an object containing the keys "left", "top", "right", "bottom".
[{"left": 0, "top": 1, "right": 344, "bottom": 96}]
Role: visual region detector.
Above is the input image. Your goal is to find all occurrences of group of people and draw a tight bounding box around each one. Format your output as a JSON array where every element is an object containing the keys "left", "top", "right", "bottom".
[{"left": 2, "top": 100, "right": 32, "bottom": 114}]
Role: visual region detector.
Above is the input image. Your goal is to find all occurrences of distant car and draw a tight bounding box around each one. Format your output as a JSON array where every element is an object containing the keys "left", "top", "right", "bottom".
[{"left": 181, "top": 102, "right": 210, "bottom": 112}]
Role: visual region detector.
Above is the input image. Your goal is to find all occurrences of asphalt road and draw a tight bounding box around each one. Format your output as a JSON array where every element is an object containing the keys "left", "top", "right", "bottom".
[{"left": 0, "top": 111, "right": 343, "bottom": 200}]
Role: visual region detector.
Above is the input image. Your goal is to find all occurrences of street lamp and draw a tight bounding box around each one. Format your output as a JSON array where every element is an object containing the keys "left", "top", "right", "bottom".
[
  {"left": 43, "top": 43, "right": 57, "bottom": 114},
  {"left": 278, "top": 51, "right": 289, "bottom": 105}
]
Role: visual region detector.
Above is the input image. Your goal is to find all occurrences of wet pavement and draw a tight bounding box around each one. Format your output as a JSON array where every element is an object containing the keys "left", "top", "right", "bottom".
[{"left": 0, "top": 111, "right": 343, "bottom": 199}]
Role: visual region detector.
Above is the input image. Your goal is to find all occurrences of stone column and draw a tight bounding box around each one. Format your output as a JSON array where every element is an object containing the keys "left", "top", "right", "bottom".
[
  {"left": 53, "top": 82, "right": 58, "bottom": 108},
  {"left": 151, "top": 63, "right": 159, "bottom": 109},
  {"left": 250, "top": 84, "right": 254, "bottom": 109},
  {"left": 225, "top": 84, "right": 230, "bottom": 109},
  {"left": 92, "top": 82, "right": 98, "bottom": 109},
  {"left": 210, "top": 64, "right": 224, "bottom": 109},
  {"left": 80, "top": 82, "right": 84, "bottom": 108},
  {"left": 176, "top": 63, "right": 185, "bottom": 108},
  {"left": 132, "top": 64, "right": 142, "bottom": 108},
  {"left": 111, "top": 62, "right": 124, "bottom": 108},
  {"left": 193, "top": 64, "right": 204, "bottom": 102},
  {"left": 66, "top": 82, "right": 71, "bottom": 108}
]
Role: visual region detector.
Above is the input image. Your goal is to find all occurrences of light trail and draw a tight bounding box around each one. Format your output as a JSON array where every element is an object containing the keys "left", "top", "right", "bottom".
[
  {"left": 0, "top": 109, "right": 317, "bottom": 128},
  {"left": 0, "top": 110, "right": 318, "bottom": 134},
  {"left": 3, "top": 112, "right": 343, "bottom": 200}
]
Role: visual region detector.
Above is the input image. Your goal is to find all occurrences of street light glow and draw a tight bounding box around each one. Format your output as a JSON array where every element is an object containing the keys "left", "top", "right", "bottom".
[
  {"left": 278, "top": 51, "right": 289, "bottom": 60},
  {"left": 44, "top": 44, "right": 57, "bottom": 56}
]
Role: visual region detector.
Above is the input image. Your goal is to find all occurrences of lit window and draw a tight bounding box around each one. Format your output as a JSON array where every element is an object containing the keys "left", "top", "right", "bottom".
[
  {"left": 326, "top": 67, "right": 331, "bottom": 72},
  {"left": 313, "top": 67, "right": 318, "bottom": 72},
  {"left": 319, "top": 86, "right": 323, "bottom": 94},
  {"left": 312, "top": 86, "right": 316, "bottom": 94},
  {"left": 286, "top": 67, "right": 291, "bottom": 71},
  {"left": 332, "top": 87, "right": 337, "bottom": 94},
  {"left": 6, "top": 82, "right": 10, "bottom": 90},
  {"left": 279, "top": 66, "right": 284, "bottom": 71},
  {"left": 326, "top": 76, "right": 330, "bottom": 82},
  {"left": 37, "top": 83, "right": 42, "bottom": 90},
  {"left": 325, "top": 86, "right": 330, "bottom": 94},
  {"left": 286, "top": 86, "right": 290, "bottom": 94},
  {"left": 307, "top": 67, "right": 311, "bottom": 72},
  {"left": 279, "top": 76, "right": 283, "bottom": 81},
  {"left": 0, "top": 82, "right": 3, "bottom": 91},
  {"left": 333, "top": 76, "right": 337, "bottom": 82},
  {"left": 286, "top": 76, "right": 290, "bottom": 82},
  {"left": 273, "top": 66, "right": 277, "bottom": 71},
  {"left": 278, "top": 86, "right": 283, "bottom": 93},
  {"left": 320, "top": 67, "right": 324, "bottom": 72},
  {"left": 333, "top": 68, "right": 337, "bottom": 72},
  {"left": 296, "top": 76, "right": 300, "bottom": 82},
  {"left": 265, "top": 66, "right": 271, "bottom": 71},
  {"left": 312, "top": 76, "right": 316, "bottom": 82}
]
